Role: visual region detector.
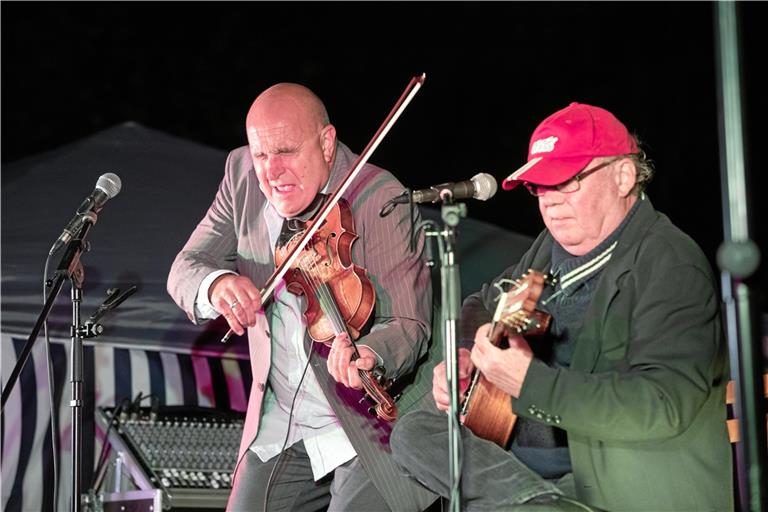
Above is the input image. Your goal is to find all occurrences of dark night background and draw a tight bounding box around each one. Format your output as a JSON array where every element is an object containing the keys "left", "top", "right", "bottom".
[
  {"left": 3, "top": 5, "right": 767, "bottom": 509},
  {"left": 2, "top": 1, "right": 767, "bottom": 296}
]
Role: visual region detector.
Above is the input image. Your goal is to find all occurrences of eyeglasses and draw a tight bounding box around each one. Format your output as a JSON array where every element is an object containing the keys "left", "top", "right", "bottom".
[{"left": 523, "top": 157, "right": 622, "bottom": 197}]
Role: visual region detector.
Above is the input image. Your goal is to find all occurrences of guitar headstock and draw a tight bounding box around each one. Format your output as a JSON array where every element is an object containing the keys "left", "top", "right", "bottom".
[{"left": 492, "top": 269, "right": 553, "bottom": 335}]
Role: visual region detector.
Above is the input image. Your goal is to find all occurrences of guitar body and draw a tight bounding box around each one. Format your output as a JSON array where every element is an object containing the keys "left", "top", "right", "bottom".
[
  {"left": 461, "top": 373, "right": 517, "bottom": 447},
  {"left": 460, "top": 270, "right": 552, "bottom": 447}
]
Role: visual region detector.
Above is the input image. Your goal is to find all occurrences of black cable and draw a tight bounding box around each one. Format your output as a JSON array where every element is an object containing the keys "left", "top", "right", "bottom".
[
  {"left": 378, "top": 190, "right": 410, "bottom": 219},
  {"left": 130, "top": 391, "right": 144, "bottom": 417},
  {"left": 88, "top": 396, "right": 131, "bottom": 492},
  {"left": 262, "top": 348, "right": 313, "bottom": 512},
  {"left": 41, "top": 254, "right": 60, "bottom": 512},
  {"left": 409, "top": 192, "right": 416, "bottom": 253},
  {"left": 89, "top": 393, "right": 156, "bottom": 492},
  {"left": 417, "top": 220, "right": 439, "bottom": 268}
]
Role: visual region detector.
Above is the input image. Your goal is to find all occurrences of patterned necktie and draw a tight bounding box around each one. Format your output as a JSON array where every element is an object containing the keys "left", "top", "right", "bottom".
[{"left": 274, "top": 193, "right": 328, "bottom": 250}]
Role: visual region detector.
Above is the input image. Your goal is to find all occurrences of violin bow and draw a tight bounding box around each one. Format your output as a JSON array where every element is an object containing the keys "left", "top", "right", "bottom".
[{"left": 221, "top": 73, "right": 426, "bottom": 342}]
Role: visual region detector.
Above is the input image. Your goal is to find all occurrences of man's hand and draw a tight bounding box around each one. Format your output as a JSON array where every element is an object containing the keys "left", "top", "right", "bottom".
[
  {"left": 327, "top": 333, "right": 377, "bottom": 389},
  {"left": 470, "top": 323, "right": 533, "bottom": 398},
  {"left": 432, "top": 347, "right": 474, "bottom": 412},
  {"left": 209, "top": 274, "right": 262, "bottom": 336}
]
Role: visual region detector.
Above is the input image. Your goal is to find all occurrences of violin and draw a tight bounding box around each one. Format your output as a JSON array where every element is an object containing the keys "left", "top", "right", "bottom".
[
  {"left": 275, "top": 197, "right": 397, "bottom": 422},
  {"left": 220, "top": 74, "right": 427, "bottom": 422}
]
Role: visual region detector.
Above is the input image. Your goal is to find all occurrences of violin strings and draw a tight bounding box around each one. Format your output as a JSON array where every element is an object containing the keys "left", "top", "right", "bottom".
[
  {"left": 305, "top": 253, "right": 385, "bottom": 395},
  {"left": 304, "top": 255, "right": 346, "bottom": 336},
  {"left": 299, "top": 242, "right": 389, "bottom": 407},
  {"left": 307, "top": 251, "right": 364, "bottom": 357}
]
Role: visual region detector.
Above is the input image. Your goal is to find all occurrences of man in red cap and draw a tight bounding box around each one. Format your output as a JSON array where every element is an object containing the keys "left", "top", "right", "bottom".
[{"left": 391, "top": 103, "right": 732, "bottom": 511}]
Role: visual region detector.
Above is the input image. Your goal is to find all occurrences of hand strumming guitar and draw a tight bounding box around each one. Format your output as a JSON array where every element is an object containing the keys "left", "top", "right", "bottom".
[{"left": 470, "top": 322, "right": 534, "bottom": 399}]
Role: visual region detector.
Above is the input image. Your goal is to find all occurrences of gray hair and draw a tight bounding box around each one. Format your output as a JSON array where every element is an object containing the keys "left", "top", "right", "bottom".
[{"left": 628, "top": 134, "right": 655, "bottom": 194}]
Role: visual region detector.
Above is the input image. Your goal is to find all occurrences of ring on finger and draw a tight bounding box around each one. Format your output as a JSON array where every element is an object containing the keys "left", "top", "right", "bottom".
[{"left": 230, "top": 300, "right": 239, "bottom": 310}]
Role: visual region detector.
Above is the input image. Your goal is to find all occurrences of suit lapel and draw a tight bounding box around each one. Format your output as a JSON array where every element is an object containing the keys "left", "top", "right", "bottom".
[{"left": 243, "top": 179, "right": 276, "bottom": 289}]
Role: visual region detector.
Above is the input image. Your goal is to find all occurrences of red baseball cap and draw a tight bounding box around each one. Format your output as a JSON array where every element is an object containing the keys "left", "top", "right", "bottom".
[{"left": 502, "top": 102, "right": 638, "bottom": 190}]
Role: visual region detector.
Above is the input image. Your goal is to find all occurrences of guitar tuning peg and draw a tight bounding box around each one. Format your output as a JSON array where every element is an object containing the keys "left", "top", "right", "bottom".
[{"left": 524, "top": 317, "right": 540, "bottom": 329}]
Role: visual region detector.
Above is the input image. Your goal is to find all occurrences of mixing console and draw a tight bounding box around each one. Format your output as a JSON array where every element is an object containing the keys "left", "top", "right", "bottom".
[{"left": 96, "top": 406, "right": 244, "bottom": 509}]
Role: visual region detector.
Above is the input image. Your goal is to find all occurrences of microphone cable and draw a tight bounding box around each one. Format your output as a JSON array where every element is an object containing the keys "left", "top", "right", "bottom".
[
  {"left": 41, "top": 253, "right": 60, "bottom": 512},
  {"left": 89, "top": 396, "right": 132, "bottom": 493},
  {"left": 262, "top": 347, "right": 313, "bottom": 511}
]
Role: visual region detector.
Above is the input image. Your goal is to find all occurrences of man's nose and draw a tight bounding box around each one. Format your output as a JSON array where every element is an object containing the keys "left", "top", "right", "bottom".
[
  {"left": 264, "top": 155, "right": 285, "bottom": 180},
  {"left": 538, "top": 189, "right": 564, "bottom": 206}
]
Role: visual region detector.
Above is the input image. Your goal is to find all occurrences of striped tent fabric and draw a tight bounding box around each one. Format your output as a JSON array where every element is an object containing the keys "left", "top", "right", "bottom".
[{"left": 1, "top": 333, "right": 251, "bottom": 512}]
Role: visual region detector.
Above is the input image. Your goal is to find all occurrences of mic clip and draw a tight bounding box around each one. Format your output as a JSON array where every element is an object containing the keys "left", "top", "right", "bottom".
[
  {"left": 49, "top": 211, "right": 98, "bottom": 256},
  {"left": 72, "top": 322, "right": 105, "bottom": 339},
  {"left": 81, "top": 285, "right": 138, "bottom": 337},
  {"left": 441, "top": 202, "right": 467, "bottom": 228}
]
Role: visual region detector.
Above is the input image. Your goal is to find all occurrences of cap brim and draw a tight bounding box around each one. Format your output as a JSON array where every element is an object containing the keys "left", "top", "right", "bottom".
[{"left": 502, "top": 155, "right": 593, "bottom": 191}]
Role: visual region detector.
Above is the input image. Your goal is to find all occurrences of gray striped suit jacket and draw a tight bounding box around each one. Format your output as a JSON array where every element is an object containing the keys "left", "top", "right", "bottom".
[{"left": 167, "top": 141, "right": 439, "bottom": 511}]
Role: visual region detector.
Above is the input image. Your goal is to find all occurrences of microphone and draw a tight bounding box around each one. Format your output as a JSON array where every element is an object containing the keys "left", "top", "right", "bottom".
[
  {"left": 395, "top": 173, "right": 498, "bottom": 204},
  {"left": 49, "top": 173, "right": 122, "bottom": 255}
]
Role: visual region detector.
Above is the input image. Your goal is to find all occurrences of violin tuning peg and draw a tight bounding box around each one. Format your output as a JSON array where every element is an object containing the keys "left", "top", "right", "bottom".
[{"left": 372, "top": 366, "right": 386, "bottom": 379}]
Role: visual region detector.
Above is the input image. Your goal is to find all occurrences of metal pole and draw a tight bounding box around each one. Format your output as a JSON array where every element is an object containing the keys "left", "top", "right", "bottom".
[
  {"left": 439, "top": 201, "right": 467, "bottom": 512},
  {"left": 442, "top": 236, "right": 462, "bottom": 512},
  {"left": 71, "top": 284, "right": 84, "bottom": 512},
  {"left": 713, "top": 3, "right": 766, "bottom": 511}
]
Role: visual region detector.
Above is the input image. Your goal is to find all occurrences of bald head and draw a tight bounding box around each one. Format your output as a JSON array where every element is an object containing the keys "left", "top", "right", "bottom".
[
  {"left": 246, "top": 83, "right": 329, "bottom": 134},
  {"left": 244, "top": 83, "right": 337, "bottom": 217}
]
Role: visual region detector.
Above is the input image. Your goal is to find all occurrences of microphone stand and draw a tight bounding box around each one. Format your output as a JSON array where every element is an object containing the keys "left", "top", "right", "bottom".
[
  {"left": 66, "top": 240, "right": 88, "bottom": 512},
  {"left": 1, "top": 215, "right": 96, "bottom": 512},
  {"left": 714, "top": 3, "right": 766, "bottom": 510},
  {"left": 423, "top": 196, "right": 467, "bottom": 512},
  {"left": 56, "top": 218, "right": 103, "bottom": 512}
]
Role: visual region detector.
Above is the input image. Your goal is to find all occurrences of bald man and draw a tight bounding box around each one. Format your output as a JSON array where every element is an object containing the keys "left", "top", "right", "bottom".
[{"left": 168, "top": 83, "right": 437, "bottom": 511}]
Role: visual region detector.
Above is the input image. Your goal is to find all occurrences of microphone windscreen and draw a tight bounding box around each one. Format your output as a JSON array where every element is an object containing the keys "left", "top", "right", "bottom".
[
  {"left": 471, "top": 173, "right": 498, "bottom": 201},
  {"left": 96, "top": 173, "right": 122, "bottom": 198}
]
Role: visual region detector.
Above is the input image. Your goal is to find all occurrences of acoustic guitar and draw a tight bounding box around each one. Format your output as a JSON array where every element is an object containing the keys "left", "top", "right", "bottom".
[{"left": 460, "top": 269, "right": 552, "bottom": 447}]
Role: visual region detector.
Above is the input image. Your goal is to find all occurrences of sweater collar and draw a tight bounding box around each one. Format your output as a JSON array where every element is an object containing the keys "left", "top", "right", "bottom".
[{"left": 549, "top": 195, "right": 644, "bottom": 297}]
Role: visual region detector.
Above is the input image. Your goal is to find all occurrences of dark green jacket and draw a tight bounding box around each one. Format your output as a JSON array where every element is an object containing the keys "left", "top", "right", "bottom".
[{"left": 462, "top": 198, "right": 732, "bottom": 511}]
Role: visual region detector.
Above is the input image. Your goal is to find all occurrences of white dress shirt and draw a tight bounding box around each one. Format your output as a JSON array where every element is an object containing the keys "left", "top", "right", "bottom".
[{"left": 195, "top": 201, "right": 356, "bottom": 480}]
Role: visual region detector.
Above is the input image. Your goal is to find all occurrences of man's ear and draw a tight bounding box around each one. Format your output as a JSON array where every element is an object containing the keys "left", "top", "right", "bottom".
[
  {"left": 320, "top": 124, "right": 337, "bottom": 165},
  {"left": 615, "top": 158, "right": 637, "bottom": 197}
]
